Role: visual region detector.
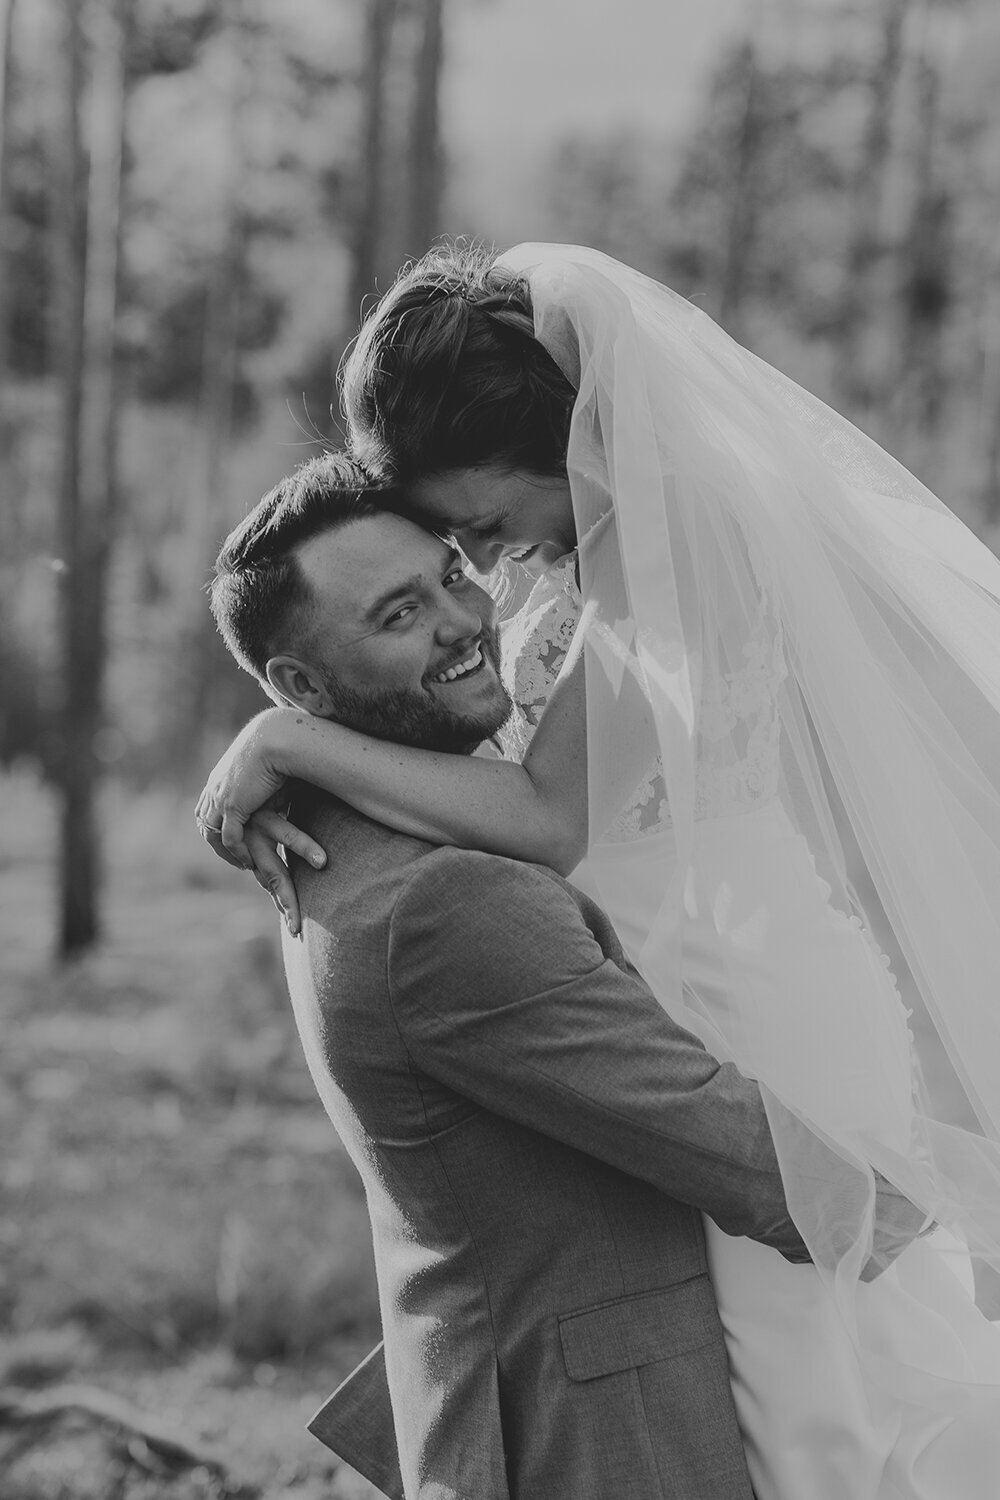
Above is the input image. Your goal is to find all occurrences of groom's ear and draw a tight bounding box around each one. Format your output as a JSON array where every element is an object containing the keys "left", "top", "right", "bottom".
[{"left": 266, "top": 655, "right": 334, "bottom": 715}]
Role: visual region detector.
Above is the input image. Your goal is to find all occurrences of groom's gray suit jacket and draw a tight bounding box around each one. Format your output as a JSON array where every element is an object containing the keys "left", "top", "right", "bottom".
[{"left": 281, "top": 794, "right": 809, "bottom": 1500}]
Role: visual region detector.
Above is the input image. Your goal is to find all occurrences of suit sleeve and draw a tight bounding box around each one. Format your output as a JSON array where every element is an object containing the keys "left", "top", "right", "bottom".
[{"left": 387, "top": 848, "right": 811, "bottom": 1261}]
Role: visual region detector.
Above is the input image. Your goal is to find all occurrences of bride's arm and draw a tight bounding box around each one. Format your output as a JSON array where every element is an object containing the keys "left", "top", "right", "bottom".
[{"left": 197, "top": 644, "right": 588, "bottom": 881}]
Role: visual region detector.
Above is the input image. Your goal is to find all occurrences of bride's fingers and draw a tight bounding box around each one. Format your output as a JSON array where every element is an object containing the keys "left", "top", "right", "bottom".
[
  {"left": 252, "top": 809, "right": 327, "bottom": 871},
  {"left": 244, "top": 826, "right": 301, "bottom": 936},
  {"left": 219, "top": 807, "right": 251, "bottom": 869},
  {"left": 195, "top": 803, "right": 247, "bottom": 869}
]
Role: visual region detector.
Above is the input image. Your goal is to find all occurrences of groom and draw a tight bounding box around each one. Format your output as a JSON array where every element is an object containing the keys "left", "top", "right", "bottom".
[{"left": 209, "top": 454, "right": 922, "bottom": 1500}]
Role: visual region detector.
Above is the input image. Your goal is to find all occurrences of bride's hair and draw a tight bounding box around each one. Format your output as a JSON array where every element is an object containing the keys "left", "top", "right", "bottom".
[{"left": 341, "top": 242, "right": 577, "bottom": 481}]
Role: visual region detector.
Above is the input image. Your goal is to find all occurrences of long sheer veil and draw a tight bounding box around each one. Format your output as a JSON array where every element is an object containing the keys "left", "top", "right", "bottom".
[{"left": 499, "top": 243, "right": 1000, "bottom": 1409}]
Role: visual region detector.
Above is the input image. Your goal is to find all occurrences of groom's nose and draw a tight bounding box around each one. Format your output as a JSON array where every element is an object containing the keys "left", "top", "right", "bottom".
[{"left": 436, "top": 591, "right": 483, "bottom": 643}]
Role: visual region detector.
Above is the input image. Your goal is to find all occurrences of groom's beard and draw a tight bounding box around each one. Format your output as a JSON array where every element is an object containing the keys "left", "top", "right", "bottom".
[{"left": 320, "top": 623, "right": 513, "bottom": 754}]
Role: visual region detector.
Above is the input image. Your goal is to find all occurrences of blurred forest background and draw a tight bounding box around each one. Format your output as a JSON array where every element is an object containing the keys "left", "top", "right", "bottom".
[{"left": 3, "top": 0, "right": 1000, "bottom": 1495}]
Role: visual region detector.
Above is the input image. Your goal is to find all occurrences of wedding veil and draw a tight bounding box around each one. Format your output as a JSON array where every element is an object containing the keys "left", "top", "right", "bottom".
[{"left": 498, "top": 243, "right": 1000, "bottom": 1410}]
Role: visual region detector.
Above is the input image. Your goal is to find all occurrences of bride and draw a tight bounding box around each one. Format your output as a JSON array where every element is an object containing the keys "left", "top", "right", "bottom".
[{"left": 198, "top": 243, "right": 1000, "bottom": 1496}]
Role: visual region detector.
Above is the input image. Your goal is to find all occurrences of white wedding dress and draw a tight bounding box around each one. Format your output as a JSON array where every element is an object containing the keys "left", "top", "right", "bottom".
[{"left": 498, "top": 553, "right": 1000, "bottom": 1500}]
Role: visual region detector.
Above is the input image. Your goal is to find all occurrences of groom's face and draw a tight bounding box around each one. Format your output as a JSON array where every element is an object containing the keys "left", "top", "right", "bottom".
[{"left": 289, "top": 513, "right": 513, "bottom": 753}]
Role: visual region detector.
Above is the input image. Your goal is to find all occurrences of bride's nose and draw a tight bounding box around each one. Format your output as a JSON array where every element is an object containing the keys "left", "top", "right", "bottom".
[{"left": 455, "top": 532, "right": 502, "bottom": 573}]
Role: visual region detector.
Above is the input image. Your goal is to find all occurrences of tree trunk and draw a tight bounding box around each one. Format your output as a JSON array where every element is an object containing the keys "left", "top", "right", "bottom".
[
  {"left": 54, "top": 0, "right": 131, "bottom": 959},
  {"left": 0, "top": 0, "right": 19, "bottom": 721},
  {"left": 891, "top": 27, "right": 948, "bottom": 477},
  {"left": 346, "top": 0, "right": 396, "bottom": 332},
  {"left": 53, "top": 0, "right": 90, "bottom": 955},
  {"left": 0, "top": 0, "right": 18, "bottom": 410},
  {"left": 194, "top": 11, "right": 248, "bottom": 555},
  {"left": 177, "top": 0, "right": 253, "bottom": 755},
  {"left": 717, "top": 38, "right": 763, "bottom": 342},
  {"left": 834, "top": 0, "right": 912, "bottom": 417},
  {"left": 406, "top": 0, "right": 444, "bottom": 254},
  {"left": 980, "top": 217, "right": 1000, "bottom": 522}
]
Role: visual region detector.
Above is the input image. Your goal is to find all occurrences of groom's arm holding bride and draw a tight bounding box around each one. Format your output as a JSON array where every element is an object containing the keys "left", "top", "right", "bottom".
[{"left": 382, "top": 844, "right": 926, "bottom": 1276}]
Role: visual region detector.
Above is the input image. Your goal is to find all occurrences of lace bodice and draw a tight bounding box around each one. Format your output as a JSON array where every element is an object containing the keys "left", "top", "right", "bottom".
[
  {"left": 497, "top": 553, "right": 787, "bottom": 840},
  {"left": 497, "top": 555, "right": 581, "bottom": 762}
]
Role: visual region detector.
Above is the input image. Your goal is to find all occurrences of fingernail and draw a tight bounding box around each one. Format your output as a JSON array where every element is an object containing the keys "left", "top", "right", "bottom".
[{"left": 310, "top": 853, "right": 325, "bottom": 868}]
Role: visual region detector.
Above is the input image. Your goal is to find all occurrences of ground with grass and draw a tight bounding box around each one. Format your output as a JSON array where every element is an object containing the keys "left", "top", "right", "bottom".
[{"left": 0, "top": 769, "right": 384, "bottom": 1499}]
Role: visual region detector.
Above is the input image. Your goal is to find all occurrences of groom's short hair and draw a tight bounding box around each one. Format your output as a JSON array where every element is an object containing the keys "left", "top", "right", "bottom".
[{"left": 210, "top": 452, "right": 403, "bottom": 689}]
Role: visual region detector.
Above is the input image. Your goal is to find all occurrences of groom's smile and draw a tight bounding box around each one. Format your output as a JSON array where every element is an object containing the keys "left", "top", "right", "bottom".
[{"left": 428, "top": 641, "right": 486, "bottom": 686}]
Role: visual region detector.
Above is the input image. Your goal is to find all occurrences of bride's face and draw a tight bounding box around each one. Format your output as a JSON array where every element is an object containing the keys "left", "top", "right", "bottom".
[{"left": 407, "top": 467, "right": 577, "bottom": 577}]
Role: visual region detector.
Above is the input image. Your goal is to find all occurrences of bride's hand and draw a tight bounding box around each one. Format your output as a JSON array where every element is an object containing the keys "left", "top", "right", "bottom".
[
  {"left": 240, "top": 792, "right": 324, "bottom": 936},
  {"left": 199, "top": 796, "right": 315, "bottom": 933},
  {"left": 195, "top": 707, "right": 327, "bottom": 873}
]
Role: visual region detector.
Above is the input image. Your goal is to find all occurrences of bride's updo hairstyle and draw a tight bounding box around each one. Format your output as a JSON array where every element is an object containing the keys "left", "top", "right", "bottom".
[{"left": 341, "top": 243, "right": 577, "bottom": 481}]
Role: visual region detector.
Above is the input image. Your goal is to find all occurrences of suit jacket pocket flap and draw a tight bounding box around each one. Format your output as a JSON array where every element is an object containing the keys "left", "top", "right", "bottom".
[{"left": 558, "top": 1275, "right": 718, "bottom": 1382}]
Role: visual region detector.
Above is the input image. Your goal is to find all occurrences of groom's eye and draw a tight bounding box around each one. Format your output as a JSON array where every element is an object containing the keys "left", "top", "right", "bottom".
[{"left": 384, "top": 604, "right": 417, "bottom": 627}]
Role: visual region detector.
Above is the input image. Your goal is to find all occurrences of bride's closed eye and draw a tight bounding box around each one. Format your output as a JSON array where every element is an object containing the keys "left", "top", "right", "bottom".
[{"left": 468, "top": 510, "right": 510, "bottom": 542}]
